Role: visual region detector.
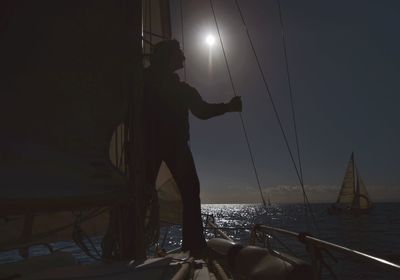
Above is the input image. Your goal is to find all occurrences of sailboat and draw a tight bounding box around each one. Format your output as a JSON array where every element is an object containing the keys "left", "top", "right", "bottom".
[
  {"left": 1, "top": 1, "right": 399, "bottom": 279},
  {"left": 328, "top": 153, "right": 373, "bottom": 214}
]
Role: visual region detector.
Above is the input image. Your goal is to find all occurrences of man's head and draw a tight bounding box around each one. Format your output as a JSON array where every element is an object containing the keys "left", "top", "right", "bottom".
[{"left": 150, "top": 39, "right": 185, "bottom": 72}]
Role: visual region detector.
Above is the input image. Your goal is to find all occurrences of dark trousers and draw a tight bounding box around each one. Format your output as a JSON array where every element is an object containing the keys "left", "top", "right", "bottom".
[{"left": 146, "top": 142, "right": 206, "bottom": 253}]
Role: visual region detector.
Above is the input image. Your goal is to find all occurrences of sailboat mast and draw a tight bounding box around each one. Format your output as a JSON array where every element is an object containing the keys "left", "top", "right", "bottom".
[
  {"left": 124, "top": 0, "right": 172, "bottom": 260},
  {"left": 105, "top": 0, "right": 146, "bottom": 260},
  {"left": 352, "top": 152, "right": 360, "bottom": 209},
  {"left": 129, "top": 0, "right": 147, "bottom": 260}
]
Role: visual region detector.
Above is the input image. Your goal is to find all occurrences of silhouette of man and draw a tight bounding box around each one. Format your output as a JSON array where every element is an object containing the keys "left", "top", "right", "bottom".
[{"left": 144, "top": 39, "right": 242, "bottom": 255}]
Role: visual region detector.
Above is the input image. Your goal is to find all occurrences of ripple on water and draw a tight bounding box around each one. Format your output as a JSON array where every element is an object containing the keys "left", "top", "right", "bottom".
[{"left": 1, "top": 203, "right": 399, "bottom": 279}]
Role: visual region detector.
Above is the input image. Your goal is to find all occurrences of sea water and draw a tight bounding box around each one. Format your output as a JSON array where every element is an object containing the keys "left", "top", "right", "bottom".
[{"left": 1, "top": 203, "right": 399, "bottom": 279}]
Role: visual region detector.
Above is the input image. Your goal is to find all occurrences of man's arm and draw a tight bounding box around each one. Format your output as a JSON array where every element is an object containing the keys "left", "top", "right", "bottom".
[{"left": 186, "top": 85, "right": 242, "bottom": 120}]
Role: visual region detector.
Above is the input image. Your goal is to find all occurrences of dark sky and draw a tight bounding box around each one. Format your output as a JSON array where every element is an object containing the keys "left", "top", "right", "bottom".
[{"left": 169, "top": 0, "right": 400, "bottom": 203}]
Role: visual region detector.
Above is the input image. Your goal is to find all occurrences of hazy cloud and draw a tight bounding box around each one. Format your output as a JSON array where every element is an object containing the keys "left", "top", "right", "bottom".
[{"left": 201, "top": 184, "right": 400, "bottom": 203}]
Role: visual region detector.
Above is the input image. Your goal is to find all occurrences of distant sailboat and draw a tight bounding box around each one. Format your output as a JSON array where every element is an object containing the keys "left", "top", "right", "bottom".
[{"left": 329, "top": 153, "right": 373, "bottom": 214}]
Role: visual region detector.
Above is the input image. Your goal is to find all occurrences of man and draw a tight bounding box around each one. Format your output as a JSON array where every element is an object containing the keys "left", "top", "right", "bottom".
[{"left": 144, "top": 40, "right": 241, "bottom": 255}]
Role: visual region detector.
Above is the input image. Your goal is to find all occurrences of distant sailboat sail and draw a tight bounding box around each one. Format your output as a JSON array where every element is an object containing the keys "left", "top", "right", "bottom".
[
  {"left": 331, "top": 153, "right": 372, "bottom": 213},
  {"left": 336, "top": 154, "right": 356, "bottom": 205}
]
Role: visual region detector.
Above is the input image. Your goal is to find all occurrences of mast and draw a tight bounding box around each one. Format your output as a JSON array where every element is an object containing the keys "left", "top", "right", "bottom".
[
  {"left": 102, "top": 0, "right": 146, "bottom": 260},
  {"left": 352, "top": 152, "right": 358, "bottom": 209},
  {"left": 114, "top": 0, "right": 173, "bottom": 260},
  {"left": 116, "top": 0, "right": 149, "bottom": 260},
  {"left": 129, "top": 0, "right": 147, "bottom": 260},
  {"left": 352, "top": 153, "right": 361, "bottom": 209},
  {"left": 268, "top": 193, "right": 271, "bottom": 206}
]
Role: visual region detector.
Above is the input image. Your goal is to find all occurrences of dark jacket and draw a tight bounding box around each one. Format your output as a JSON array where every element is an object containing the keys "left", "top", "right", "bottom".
[{"left": 144, "top": 67, "right": 229, "bottom": 145}]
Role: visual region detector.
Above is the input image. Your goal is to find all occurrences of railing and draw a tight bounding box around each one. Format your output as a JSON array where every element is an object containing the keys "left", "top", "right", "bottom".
[
  {"left": 203, "top": 218, "right": 400, "bottom": 279},
  {"left": 160, "top": 214, "right": 400, "bottom": 279},
  {"left": 253, "top": 224, "right": 400, "bottom": 270}
]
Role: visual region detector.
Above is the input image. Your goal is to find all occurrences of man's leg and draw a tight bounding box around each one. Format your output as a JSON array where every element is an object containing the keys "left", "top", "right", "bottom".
[
  {"left": 165, "top": 143, "right": 206, "bottom": 253},
  {"left": 101, "top": 145, "right": 161, "bottom": 259},
  {"left": 145, "top": 148, "right": 163, "bottom": 193},
  {"left": 144, "top": 147, "right": 163, "bottom": 248}
]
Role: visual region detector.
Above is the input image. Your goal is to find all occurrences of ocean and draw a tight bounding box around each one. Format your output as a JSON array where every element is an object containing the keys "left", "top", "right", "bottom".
[{"left": 1, "top": 203, "right": 399, "bottom": 279}]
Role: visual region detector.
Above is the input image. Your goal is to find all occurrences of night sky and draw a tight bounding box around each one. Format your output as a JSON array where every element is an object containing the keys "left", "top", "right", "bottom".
[{"left": 169, "top": 0, "right": 400, "bottom": 203}]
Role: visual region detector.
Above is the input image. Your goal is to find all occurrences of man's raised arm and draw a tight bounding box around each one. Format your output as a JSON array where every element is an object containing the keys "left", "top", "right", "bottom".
[{"left": 187, "top": 85, "right": 242, "bottom": 120}]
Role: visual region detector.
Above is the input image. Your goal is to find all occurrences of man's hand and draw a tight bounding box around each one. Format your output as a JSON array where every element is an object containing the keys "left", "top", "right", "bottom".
[{"left": 228, "top": 96, "right": 242, "bottom": 112}]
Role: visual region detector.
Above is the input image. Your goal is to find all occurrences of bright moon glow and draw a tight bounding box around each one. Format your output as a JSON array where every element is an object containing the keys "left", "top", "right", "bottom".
[{"left": 205, "top": 34, "right": 215, "bottom": 46}]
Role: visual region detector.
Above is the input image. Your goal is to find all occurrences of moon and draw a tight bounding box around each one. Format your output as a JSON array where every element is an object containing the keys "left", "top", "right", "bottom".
[{"left": 205, "top": 34, "right": 215, "bottom": 46}]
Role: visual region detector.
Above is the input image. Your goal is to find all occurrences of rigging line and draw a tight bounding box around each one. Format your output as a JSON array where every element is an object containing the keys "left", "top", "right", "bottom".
[
  {"left": 275, "top": 0, "right": 304, "bottom": 184},
  {"left": 232, "top": 0, "right": 316, "bottom": 221},
  {"left": 149, "top": 0, "right": 152, "bottom": 45},
  {"left": 114, "top": 126, "right": 118, "bottom": 168},
  {"left": 179, "top": 0, "right": 187, "bottom": 81},
  {"left": 142, "top": 0, "right": 147, "bottom": 48},
  {"left": 209, "top": 0, "right": 267, "bottom": 208},
  {"left": 273, "top": 0, "right": 318, "bottom": 229},
  {"left": 232, "top": 0, "right": 303, "bottom": 188}
]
